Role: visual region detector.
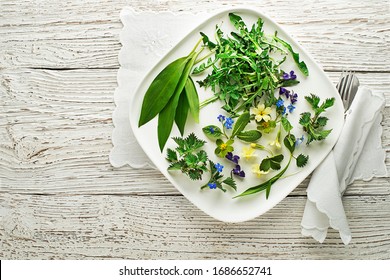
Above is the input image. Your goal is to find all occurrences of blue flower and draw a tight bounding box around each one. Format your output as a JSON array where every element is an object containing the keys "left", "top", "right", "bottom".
[
  {"left": 214, "top": 163, "right": 224, "bottom": 173},
  {"left": 224, "top": 117, "right": 234, "bottom": 129},
  {"left": 276, "top": 99, "right": 284, "bottom": 108},
  {"left": 282, "top": 106, "right": 287, "bottom": 115},
  {"left": 217, "top": 115, "right": 225, "bottom": 122},
  {"left": 295, "top": 135, "right": 305, "bottom": 146},
  {"left": 209, "top": 127, "right": 215, "bottom": 134},
  {"left": 226, "top": 152, "right": 240, "bottom": 164},
  {"left": 287, "top": 104, "right": 296, "bottom": 113},
  {"left": 232, "top": 165, "right": 245, "bottom": 177},
  {"left": 208, "top": 182, "right": 217, "bottom": 189}
]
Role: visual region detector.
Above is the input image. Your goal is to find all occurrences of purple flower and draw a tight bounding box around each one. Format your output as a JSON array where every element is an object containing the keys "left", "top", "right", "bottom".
[
  {"left": 214, "top": 163, "right": 224, "bottom": 173},
  {"left": 287, "top": 104, "right": 296, "bottom": 113},
  {"left": 208, "top": 182, "right": 217, "bottom": 189},
  {"left": 279, "top": 87, "right": 290, "bottom": 98},
  {"left": 282, "top": 70, "right": 297, "bottom": 80},
  {"left": 289, "top": 70, "right": 297, "bottom": 80},
  {"left": 226, "top": 152, "right": 240, "bottom": 164},
  {"left": 232, "top": 165, "right": 245, "bottom": 177},
  {"left": 224, "top": 117, "right": 234, "bottom": 129},
  {"left": 276, "top": 99, "right": 284, "bottom": 108},
  {"left": 290, "top": 92, "right": 298, "bottom": 104},
  {"left": 217, "top": 115, "right": 225, "bottom": 122}
]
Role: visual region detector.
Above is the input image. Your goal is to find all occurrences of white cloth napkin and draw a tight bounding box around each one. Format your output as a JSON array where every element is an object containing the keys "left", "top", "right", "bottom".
[
  {"left": 110, "top": 7, "right": 209, "bottom": 168},
  {"left": 111, "top": 8, "right": 387, "bottom": 243},
  {"left": 301, "top": 87, "right": 387, "bottom": 245}
]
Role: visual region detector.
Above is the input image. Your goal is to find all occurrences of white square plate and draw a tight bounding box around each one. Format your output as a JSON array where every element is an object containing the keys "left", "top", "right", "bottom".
[{"left": 130, "top": 7, "right": 344, "bottom": 222}]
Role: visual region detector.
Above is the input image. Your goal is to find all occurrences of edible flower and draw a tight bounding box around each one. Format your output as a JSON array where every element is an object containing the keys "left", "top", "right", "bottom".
[
  {"left": 215, "top": 139, "right": 234, "bottom": 158},
  {"left": 224, "top": 117, "right": 234, "bottom": 129},
  {"left": 287, "top": 103, "right": 296, "bottom": 113},
  {"left": 251, "top": 104, "right": 272, "bottom": 122},
  {"left": 226, "top": 152, "right": 240, "bottom": 164},
  {"left": 276, "top": 99, "right": 284, "bottom": 108},
  {"left": 241, "top": 146, "right": 256, "bottom": 161},
  {"left": 295, "top": 135, "right": 305, "bottom": 146},
  {"left": 251, "top": 164, "right": 269, "bottom": 178},
  {"left": 214, "top": 163, "right": 224, "bottom": 173},
  {"left": 232, "top": 165, "right": 245, "bottom": 177},
  {"left": 208, "top": 182, "right": 217, "bottom": 189}
]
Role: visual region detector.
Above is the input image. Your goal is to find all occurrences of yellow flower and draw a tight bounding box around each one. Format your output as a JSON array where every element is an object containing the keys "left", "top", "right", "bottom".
[
  {"left": 269, "top": 138, "right": 281, "bottom": 149},
  {"left": 251, "top": 164, "right": 269, "bottom": 178},
  {"left": 241, "top": 146, "right": 256, "bottom": 161},
  {"left": 251, "top": 104, "right": 272, "bottom": 122}
]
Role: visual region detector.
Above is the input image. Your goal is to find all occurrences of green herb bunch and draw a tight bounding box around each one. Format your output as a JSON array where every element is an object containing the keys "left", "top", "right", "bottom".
[
  {"left": 166, "top": 133, "right": 208, "bottom": 180},
  {"left": 300, "top": 94, "right": 335, "bottom": 144},
  {"left": 195, "top": 13, "right": 308, "bottom": 115}
]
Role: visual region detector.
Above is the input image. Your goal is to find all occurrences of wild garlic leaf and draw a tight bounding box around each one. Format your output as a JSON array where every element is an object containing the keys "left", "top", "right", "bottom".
[
  {"left": 184, "top": 76, "right": 200, "bottom": 123},
  {"left": 175, "top": 88, "right": 190, "bottom": 136},
  {"left": 139, "top": 56, "right": 189, "bottom": 127},
  {"left": 281, "top": 116, "right": 293, "bottom": 133}
]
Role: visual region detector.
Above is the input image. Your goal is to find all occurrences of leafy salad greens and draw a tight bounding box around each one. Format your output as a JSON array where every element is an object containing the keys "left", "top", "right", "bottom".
[{"left": 138, "top": 12, "right": 335, "bottom": 199}]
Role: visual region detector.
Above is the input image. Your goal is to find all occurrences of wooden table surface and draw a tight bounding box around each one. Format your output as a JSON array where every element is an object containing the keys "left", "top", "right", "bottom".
[{"left": 1, "top": 0, "right": 389, "bottom": 259}]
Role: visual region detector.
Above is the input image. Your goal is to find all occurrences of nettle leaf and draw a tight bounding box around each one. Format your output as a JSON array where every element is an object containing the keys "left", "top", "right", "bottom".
[
  {"left": 323, "top": 98, "right": 335, "bottom": 109},
  {"left": 166, "top": 148, "right": 178, "bottom": 162},
  {"left": 260, "top": 154, "right": 284, "bottom": 171},
  {"left": 281, "top": 116, "right": 293, "bottom": 133},
  {"left": 222, "top": 177, "right": 237, "bottom": 191},
  {"left": 296, "top": 154, "right": 309, "bottom": 168},
  {"left": 237, "top": 130, "right": 262, "bottom": 142},
  {"left": 185, "top": 153, "right": 197, "bottom": 166},
  {"left": 316, "top": 116, "right": 328, "bottom": 128},
  {"left": 305, "top": 94, "right": 321, "bottom": 109},
  {"left": 231, "top": 112, "right": 250, "bottom": 138},
  {"left": 299, "top": 112, "right": 311, "bottom": 126},
  {"left": 202, "top": 125, "right": 222, "bottom": 138}
]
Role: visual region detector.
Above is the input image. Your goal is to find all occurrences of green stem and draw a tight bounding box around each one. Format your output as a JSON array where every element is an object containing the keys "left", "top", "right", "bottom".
[{"left": 200, "top": 96, "right": 219, "bottom": 109}]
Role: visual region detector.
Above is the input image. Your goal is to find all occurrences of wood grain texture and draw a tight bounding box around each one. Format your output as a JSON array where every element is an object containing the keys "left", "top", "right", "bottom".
[
  {"left": 0, "top": 0, "right": 389, "bottom": 259},
  {"left": 0, "top": 193, "right": 389, "bottom": 259}
]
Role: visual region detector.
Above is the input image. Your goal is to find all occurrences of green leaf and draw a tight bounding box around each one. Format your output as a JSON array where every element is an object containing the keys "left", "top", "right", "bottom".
[
  {"left": 284, "top": 134, "right": 296, "bottom": 154},
  {"left": 202, "top": 125, "right": 222, "bottom": 138},
  {"left": 274, "top": 36, "right": 309, "bottom": 76},
  {"left": 166, "top": 148, "right": 178, "bottom": 162},
  {"left": 174, "top": 89, "right": 189, "bottom": 136},
  {"left": 184, "top": 76, "right": 200, "bottom": 123},
  {"left": 316, "top": 116, "right": 328, "bottom": 128},
  {"left": 296, "top": 154, "right": 309, "bottom": 168},
  {"left": 237, "top": 130, "right": 262, "bottom": 142},
  {"left": 222, "top": 177, "right": 237, "bottom": 191},
  {"left": 260, "top": 154, "right": 284, "bottom": 171},
  {"left": 139, "top": 56, "right": 189, "bottom": 127},
  {"left": 168, "top": 162, "right": 182, "bottom": 170},
  {"left": 305, "top": 94, "right": 321, "bottom": 109},
  {"left": 157, "top": 55, "right": 198, "bottom": 151},
  {"left": 281, "top": 116, "right": 293, "bottom": 133},
  {"left": 299, "top": 112, "right": 311, "bottom": 126},
  {"left": 231, "top": 112, "right": 250, "bottom": 138},
  {"left": 323, "top": 97, "right": 335, "bottom": 109},
  {"left": 185, "top": 153, "right": 197, "bottom": 166}
]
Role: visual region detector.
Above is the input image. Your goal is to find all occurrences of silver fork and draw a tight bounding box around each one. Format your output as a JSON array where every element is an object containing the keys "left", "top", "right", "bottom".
[{"left": 336, "top": 70, "right": 360, "bottom": 111}]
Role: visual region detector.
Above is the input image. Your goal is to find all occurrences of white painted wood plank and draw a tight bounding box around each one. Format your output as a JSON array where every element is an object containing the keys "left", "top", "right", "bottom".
[
  {"left": 1, "top": 69, "right": 389, "bottom": 195},
  {"left": 0, "top": 0, "right": 388, "bottom": 70},
  {"left": 0, "top": 193, "right": 389, "bottom": 259}
]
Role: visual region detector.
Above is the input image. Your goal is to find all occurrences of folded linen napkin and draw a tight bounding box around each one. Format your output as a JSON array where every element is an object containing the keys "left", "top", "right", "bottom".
[
  {"left": 301, "top": 86, "right": 387, "bottom": 245},
  {"left": 110, "top": 7, "right": 208, "bottom": 168}
]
